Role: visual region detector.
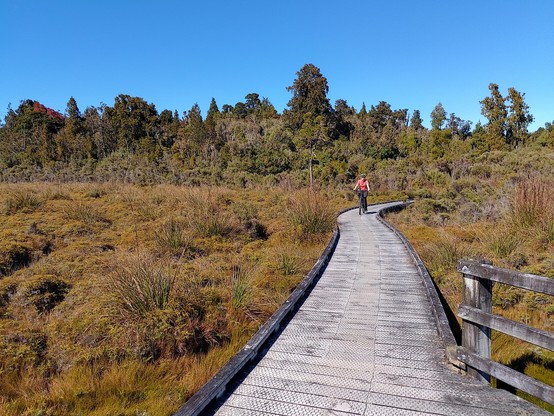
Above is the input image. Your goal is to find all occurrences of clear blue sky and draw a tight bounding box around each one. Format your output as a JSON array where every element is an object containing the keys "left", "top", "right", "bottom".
[{"left": 1, "top": 0, "right": 553, "bottom": 130}]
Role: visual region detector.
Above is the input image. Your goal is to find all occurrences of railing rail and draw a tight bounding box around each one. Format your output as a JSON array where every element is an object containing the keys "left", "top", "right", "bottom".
[{"left": 457, "top": 259, "right": 554, "bottom": 405}]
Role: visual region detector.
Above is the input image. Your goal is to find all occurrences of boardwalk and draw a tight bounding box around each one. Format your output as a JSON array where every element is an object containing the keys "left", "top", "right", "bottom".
[{"left": 209, "top": 203, "right": 548, "bottom": 415}]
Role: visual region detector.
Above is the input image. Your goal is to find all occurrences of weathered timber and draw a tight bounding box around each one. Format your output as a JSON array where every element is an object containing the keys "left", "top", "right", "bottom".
[
  {"left": 457, "top": 347, "right": 554, "bottom": 405},
  {"left": 457, "top": 258, "right": 554, "bottom": 406},
  {"left": 377, "top": 201, "right": 462, "bottom": 369},
  {"left": 458, "top": 304, "right": 554, "bottom": 351},
  {"left": 206, "top": 203, "right": 548, "bottom": 415},
  {"left": 461, "top": 271, "right": 492, "bottom": 383},
  {"left": 458, "top": 259, "right": 554, "bottom": 295}
]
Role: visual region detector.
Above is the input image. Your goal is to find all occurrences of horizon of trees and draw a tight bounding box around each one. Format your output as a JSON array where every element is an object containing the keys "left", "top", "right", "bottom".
[{"left": 0, "top": 64, "right": 551, "bottom": 186}]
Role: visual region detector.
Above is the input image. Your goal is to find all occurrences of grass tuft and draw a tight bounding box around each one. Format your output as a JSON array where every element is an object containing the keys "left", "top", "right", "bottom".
[
  {"left": 154, "top": 217, "right": 193, "bottom": 257},
  {"left": 3, "top": 191, "right": 43, "bottom": 214},
  {"left": 184, "top": 189, "right": 237, "bottom": 237},
  {"left": 64, "top": 201, "right": 109, "bottom": 225},
  {"left": 510, "top": 177, "right": 553, "bottom": 229},
  {"left": 108, "top": 252, "right": 175, "bottom": 318},
  {"left": 287, "top": 190, "right": 335, "bottom": 239}
]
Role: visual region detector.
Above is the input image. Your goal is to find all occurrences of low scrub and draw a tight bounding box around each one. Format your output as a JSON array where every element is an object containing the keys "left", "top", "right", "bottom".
[{"left": 23, "top": 275, "right": 71, "bottom": 314}]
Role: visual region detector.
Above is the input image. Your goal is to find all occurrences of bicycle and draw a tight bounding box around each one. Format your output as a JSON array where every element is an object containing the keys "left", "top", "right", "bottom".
[{"left": 357, "top": 190, "right": 368, "bottom": 215}]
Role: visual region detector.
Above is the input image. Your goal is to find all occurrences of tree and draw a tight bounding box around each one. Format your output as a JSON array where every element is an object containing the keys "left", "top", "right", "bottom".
[
  {"left": 409, "top": 110, "right": 423, "bottom": 130},
  {"left": 284, "top": 64, "right": 332, "bottom": 131},
  {"left": 205, "top": 98, "right": 222, "bottom": 160},
  {"left": 367, "top": 101, "right": 393, "bottom": 134},
  {"left": 359, "top": 102, "right": 367, "bottom": 117},
  {"left": 430, "top": 103, "right": 447, "bottom": 130},
  {"left": 259, "top": 97, "right": 278, "bottom": 119},
  {"left": 297, "top": 113, "right": 328, "bottom": 189},
  {"left": 173, "top": 103, "right": 205, "bottom": 166},
  {"left": 54, "top": 97, "right": 88, "bottom": 161},
  {"left": 447, "top": 113, "right": 472, "bottom": 140},
  {"left": 103, "top": 95, "right": 159, "bottom": 154},
  {"left": 480, "top": 83, "right": 507, "bottom": 148},
  {"left": 245, "top": 93, "right": 262, "bottom": 114},
  {"left": 505, "top": 87, "right": 533, "bottom": 147}
]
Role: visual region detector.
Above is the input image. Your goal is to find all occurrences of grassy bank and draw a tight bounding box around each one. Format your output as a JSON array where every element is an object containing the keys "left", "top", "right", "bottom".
[{"left": 0, "top": 183, "right": 347, "bottom": 415}]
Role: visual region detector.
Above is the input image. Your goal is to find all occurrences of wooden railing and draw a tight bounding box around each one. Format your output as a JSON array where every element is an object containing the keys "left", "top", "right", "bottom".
[{"left": 457, "top": 259, "right": 554, "bottom": 405}]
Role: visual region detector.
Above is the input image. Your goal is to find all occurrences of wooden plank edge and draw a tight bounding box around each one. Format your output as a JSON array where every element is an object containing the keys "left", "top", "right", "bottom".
[{"left": 377, "top": 201, "right": 465, "bottom": 370}]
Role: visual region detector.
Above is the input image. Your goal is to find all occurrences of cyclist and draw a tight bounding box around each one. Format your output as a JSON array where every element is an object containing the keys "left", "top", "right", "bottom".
[{"left": 353, "top": 173, "right": 369, "bottom": 214}]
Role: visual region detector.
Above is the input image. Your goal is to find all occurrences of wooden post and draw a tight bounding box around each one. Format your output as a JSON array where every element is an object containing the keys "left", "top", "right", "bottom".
[{"left": 462, "top": 270, "right": 492, "bottom": 383}]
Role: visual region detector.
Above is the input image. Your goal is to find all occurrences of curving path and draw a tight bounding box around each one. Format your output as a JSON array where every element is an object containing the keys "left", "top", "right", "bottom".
[{"left": 206, "top": 203, "right": 548, "bottom": 415}]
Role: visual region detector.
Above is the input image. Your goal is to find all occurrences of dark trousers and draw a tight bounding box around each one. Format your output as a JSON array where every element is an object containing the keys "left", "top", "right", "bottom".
[{"left": 358, "top": 190, "right": 368, "bottom": 211}]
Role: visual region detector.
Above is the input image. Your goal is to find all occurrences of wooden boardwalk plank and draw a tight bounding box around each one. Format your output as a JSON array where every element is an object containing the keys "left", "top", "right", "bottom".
[{"left": 212, "top": 203, "right": 548, "bottom": 415}]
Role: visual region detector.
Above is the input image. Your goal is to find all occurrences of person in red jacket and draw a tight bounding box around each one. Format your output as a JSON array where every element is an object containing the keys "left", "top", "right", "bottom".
[{"left": 353, "top": 173, "right": 370, "bottom": 214}]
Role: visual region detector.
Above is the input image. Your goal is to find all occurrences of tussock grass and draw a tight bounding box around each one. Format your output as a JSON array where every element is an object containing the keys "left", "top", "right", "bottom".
[
  {"left": 480, "top": 226, "right": 522, "bottom": 259},
  {"left": 230, "top": 264, "right": 251, "bottom": 310},
  {"left": 2, "top": 190, "right": 43, "bottom": 214},
  {"left": 154, "top": 217, "right": 193, "bottom": 257},
  {"left": 0, "top": 183, "right": 343, "bottom": 415},
  {"left": 108, "top": 252, "right": 175, "bottom": 318},
  {"left": 287, "top": 190, "right": 335, "bottom": 239},
  {"left": 184, "top": 189, "right": 238, "bottom": 237},
  {"left": 509, "top": 177, "right": 553, "bottom": 229},
  {"left": 63, "top": 201, "right": 109, "bottom": 225},
  {"left": 274, "top": 244, "right": 304, "bottom": 276}
]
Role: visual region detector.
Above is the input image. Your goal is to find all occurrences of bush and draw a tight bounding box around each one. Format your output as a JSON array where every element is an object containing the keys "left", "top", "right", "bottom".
[{"left": 287, "top": 190, "right": 335, "bottom": 239}]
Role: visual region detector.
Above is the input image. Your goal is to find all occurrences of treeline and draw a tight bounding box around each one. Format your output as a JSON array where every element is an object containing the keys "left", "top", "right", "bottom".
[{"left": 1, "top": 64, "right": 552, "bottom": 186}]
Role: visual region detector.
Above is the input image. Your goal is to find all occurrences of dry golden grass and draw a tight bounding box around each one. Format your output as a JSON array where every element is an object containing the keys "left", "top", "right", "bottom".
[{"left": 0, "top": 182, "right": 351, "bottom": 415}]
